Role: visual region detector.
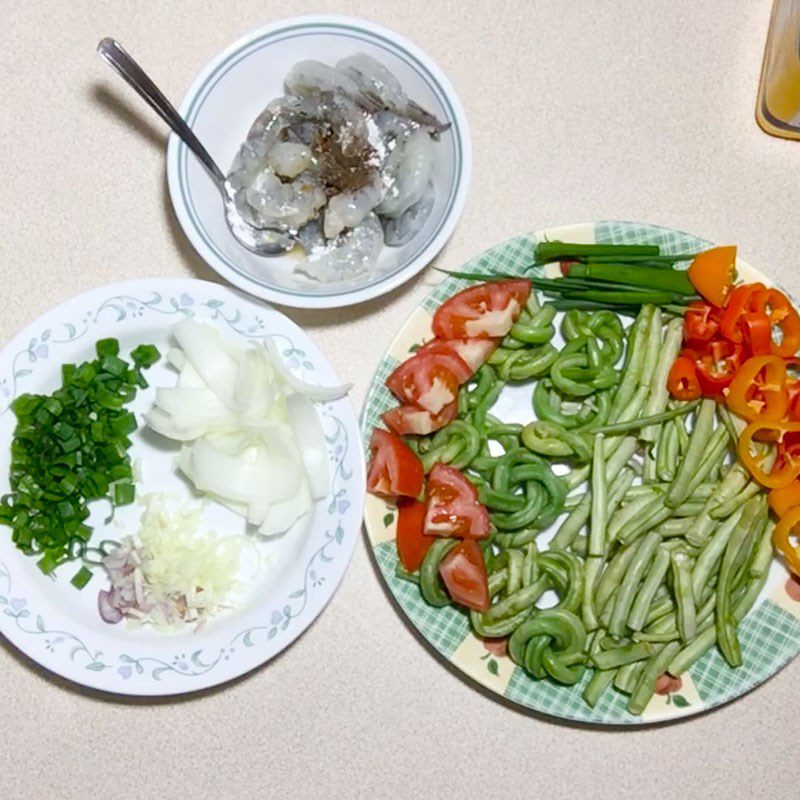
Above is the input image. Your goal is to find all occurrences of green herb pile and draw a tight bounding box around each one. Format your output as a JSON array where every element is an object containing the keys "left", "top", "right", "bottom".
[{"left": 0, "top": 338, "right": 159, "bottom": 587}]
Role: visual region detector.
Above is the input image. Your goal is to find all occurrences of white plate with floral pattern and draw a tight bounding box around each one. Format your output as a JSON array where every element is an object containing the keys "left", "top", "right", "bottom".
[{"left": 0, "top": 278, "right": 364, "bottom": 695}]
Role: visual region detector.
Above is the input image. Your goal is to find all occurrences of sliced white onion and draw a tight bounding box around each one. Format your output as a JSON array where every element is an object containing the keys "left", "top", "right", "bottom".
[
  {"left": 258, "top": 478, "right": 312, "bottom": 536},
  {"left": 172, "top": 318, "right": 238, "bottom": 407},
  {"left": 146, "top": 320, "right": 339, "bottom": 537},
  {"left": 265, "top": 337, "right": 351, "bottom": 401},
  {"left": 286, "top": 393, "right": 329, "bottom": 500}
]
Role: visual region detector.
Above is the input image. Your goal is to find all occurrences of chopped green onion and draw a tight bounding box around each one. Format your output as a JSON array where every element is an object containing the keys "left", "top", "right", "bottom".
[
  {"left": 0, "top": 339, "right": 159, "bottom": 586},
  {"left": 70, "top": 566, "right": 93, "bottom": 589}
]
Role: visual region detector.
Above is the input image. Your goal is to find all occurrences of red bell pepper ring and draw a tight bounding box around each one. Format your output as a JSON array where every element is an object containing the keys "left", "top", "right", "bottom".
[
  {"left": 683, "top": 301, "right": 720, "bottom": 348},
  {"left": 747, "top": 287, "right": 800, "bottom": 357},
  {"left": 667, "top": 355, "right": 701, "bottom": 400},
  {"left": 695, "top": 339, "right": 743, "bottom": 397},
  {"left": 720, "top": 283, "right": 766, "bottom": 343},
  {"left": 740, "top": 312, "right": 773, "bottom": 356}
]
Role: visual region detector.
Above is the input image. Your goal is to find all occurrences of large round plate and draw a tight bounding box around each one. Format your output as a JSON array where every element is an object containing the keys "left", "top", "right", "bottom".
[
  {"left": 0, "top": 278, "right": 364, "bottom": 695},
  {"left": 362, "top": 221, "right": 800, "bottom": 725}
]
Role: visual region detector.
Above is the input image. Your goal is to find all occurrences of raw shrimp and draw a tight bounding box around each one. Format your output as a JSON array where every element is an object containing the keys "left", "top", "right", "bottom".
[
  {"left": 225, "top": 51, "right": 450, "bottom": 280},
  {"left": 267, "top": 141, "right": 313, "bottom": 179},
  {"left": 294, "top": 213, "right": 384, "bottom": 282},
  {"left": 285, "top": 60, "right": 362, "bottom": 99},
  {"left": 376, "top": 129, "right": 435, "bottom": 218},
  {"left": 382, "top": 182, "right": 435, "bottom": 246},
  {"left": 240, "top": 169, "right": 325, "bottom": 232},
  {"left": 324, "top": 174, "right": 383, "bottom": 238},
  {"left": 337, "top": 53, "right": 449, "bottom": 133}
]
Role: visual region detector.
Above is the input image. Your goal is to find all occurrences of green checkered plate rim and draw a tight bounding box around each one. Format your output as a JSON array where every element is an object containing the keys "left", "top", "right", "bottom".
[{"left": 361, "top": 220, "right": 800, "bottom": 725}]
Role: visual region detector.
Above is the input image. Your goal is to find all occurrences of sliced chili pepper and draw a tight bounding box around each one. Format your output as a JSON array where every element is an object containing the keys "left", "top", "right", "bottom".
[
  {"left": 739, "top": 419, "right": 800, "bottom": 488},
  {"left": 683, "top": 301, "right": 720, "bottom": 347},
  {"left": 725, "top": 355, "right": 789, "bottom": 422},
  {"left": 740, "top": 312, "right": 772, "bottom": 356},
  {"left": 687, "top": 246, "right": 736, "bottom": 307},
  {"left": 720, "top": 283, "right": 766, "bottom": 343},
  {"left": 772, "top": 505, "right": 800, "bottom": 577},
  {"left": 747, "top": 287, "right": 800, "bottom": 357},
  {"left": 667, "top": 356, "right": 701, "bottom": 400},
  {"left": 695, "top": 339, "right": 743, "bottom": 397},
  {"left": 769, "top": 479, "right": 800, "bottom": 518}
]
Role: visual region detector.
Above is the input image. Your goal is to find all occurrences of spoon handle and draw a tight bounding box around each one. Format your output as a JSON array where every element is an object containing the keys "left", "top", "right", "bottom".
[{"left": 97, "top": 37, "right": 226, "bottom": 186}]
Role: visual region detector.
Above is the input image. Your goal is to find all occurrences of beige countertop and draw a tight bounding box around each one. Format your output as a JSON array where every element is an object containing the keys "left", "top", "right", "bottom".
[{"left": 1, "top": 1, "right": 799, "bottom": 797}]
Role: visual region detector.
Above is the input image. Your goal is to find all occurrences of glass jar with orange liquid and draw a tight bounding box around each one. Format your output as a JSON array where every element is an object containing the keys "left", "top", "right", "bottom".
[{"left": 757, "top": 0, "right": 800, "bottom": 139}]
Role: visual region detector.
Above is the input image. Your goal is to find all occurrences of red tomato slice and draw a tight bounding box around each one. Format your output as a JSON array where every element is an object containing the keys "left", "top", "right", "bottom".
[
  {"left": 432, "top": 279, "right": 531, "bottom": 339},
  {"left": 385, "top": 349, "right": 471, "bottom": 414},
  {"left": 382, "top": 401, "right": 458, "bottom": 436},
  {"left": 439, "top": 539, "right": 489, "bottom": 611},
  {"left": 395, "top": 498, "right": 432, "bottom": 572},
  {"left": 424, "top": 463, "right": 490, "bottom": 539},
  {"left": 366, "top": 428, "right": 424, "bottom": 499},
  {"left": 416, "top": 338, "right": 499, "bottom": 373}
]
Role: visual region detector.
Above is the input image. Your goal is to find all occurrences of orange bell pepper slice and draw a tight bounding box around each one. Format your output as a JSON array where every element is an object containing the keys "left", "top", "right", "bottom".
[
  {"left": 726, "top": 355, "right": 789, "bottom": 422},
  {"left": 769, "top": 479, "right": 800, "bottom": 517},
  {"left": 739, "top": 419, "right": 800, "bottom": 488},
  {"left": 772, "top": 505, "right": 800, "bottom": 577},
  {"left": 667, "top": 355, "right": 701, "bottom": 400},
  {"left": 687, "top": 246, "right": 736, "bottom": 307},
  {"left": 720, "top": 283, "right": 766, "bottom": 343}
]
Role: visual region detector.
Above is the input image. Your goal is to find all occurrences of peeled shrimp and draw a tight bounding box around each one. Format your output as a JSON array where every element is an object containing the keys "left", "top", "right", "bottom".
[
  {"left": 324, "top": 175, "right": 383, "bottom": 239},
  {"left": 383, "top": 182, "right": 434, "bottom": 246},
  {"left": 285, "top": 60, "right": 362, "bottom": 99},
  {"left": 376, "top": 130, "right": 435, "bottom": 218},
  {"left": 267, "top": 142, "right": 313, "bottom": 179},
  {"left": 241, "top": 169, "right": 325, "bottom": 231},
  {"left": 294, "top": 213, "right": 384, "bottom": 282}
]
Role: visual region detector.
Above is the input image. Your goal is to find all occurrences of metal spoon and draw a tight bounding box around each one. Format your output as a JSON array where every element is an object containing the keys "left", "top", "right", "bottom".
[{"left": 97, "top": 37, "right": 295, "bottom": 256}]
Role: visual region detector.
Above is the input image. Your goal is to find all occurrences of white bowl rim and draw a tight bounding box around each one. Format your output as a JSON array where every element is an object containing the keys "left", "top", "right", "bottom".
[{"left": 165, "top": 13, "right": 473, "bottom": 309}]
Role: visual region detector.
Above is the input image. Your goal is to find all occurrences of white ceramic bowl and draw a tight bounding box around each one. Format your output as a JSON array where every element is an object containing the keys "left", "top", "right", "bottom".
[{"left": 166, "top": 15, "right": 471, "bottom": 309}]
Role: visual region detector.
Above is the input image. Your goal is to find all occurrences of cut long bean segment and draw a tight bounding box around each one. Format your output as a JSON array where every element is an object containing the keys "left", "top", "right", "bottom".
[
  {"left": 641, "top": 317, "right": 684, "bottom": 441},
  {"left": 607, "top": 532, "right": 661, "bottom": 637},
  {"left": 671, "top": 552, "right": 697, "bottom": 642},
  {"left": 666, "top": 398, "right": 716, "bottom": 508},
  {"left": 715, "top": 497, "right": 763, "bottom": 667},
  {"left": 628, "top": 641, "right": 682, "bottom": 715},
  {"left": 627, "top": 546, "right": 671, "bottom": 631}
]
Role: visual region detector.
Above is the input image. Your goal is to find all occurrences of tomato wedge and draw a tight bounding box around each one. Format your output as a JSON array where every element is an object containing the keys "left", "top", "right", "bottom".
[
  {"left": 417, "top": 338, "right": 499, "bottom": 374},
  {"left": 395, "top": 498, "right": 433, "bottom": 572},
  {"left": 382, "top": 401, "right": 458, "bottom": 436},
  {"left": 687, "top": 245, "right": 736, "bottom": 307},
  {"left": 385, "top": 348, "right": 471, "bottom": 414},
  {"left": 424, "top": 463, "right": 490, "bottom": 539},
  {"left": 439, "top": 539, "right": 489, "bottom": 612},
  {"left": 366, "top": 428, "right": 424, "bottom": 499},
  {"left": 432, "top": 279, "right": 531, "bottom": 339}
]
